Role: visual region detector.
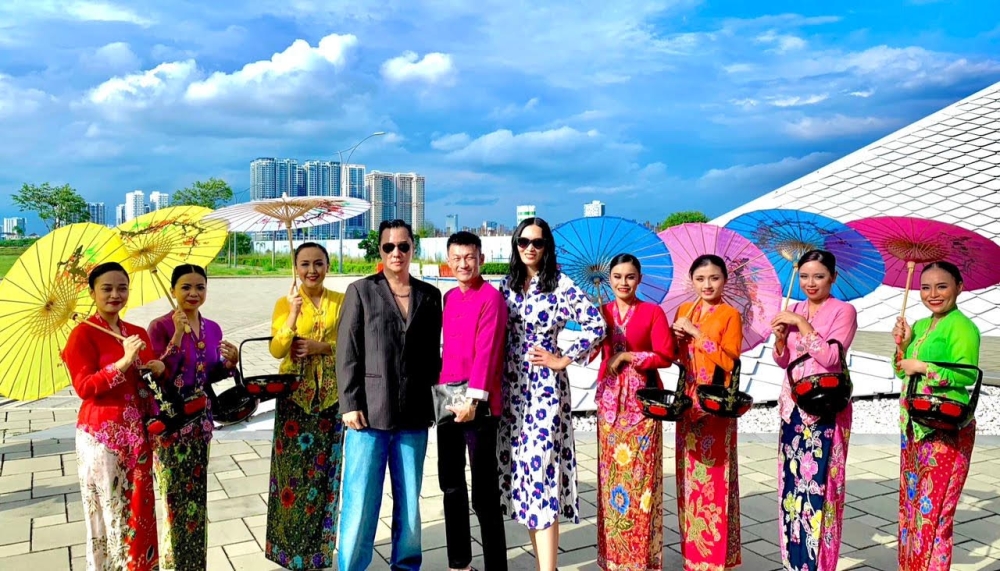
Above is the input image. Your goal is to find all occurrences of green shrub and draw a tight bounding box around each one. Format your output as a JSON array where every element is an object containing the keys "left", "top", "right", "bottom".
[{"left": 480, "top": 262, "right": 508, "bottom": 275}]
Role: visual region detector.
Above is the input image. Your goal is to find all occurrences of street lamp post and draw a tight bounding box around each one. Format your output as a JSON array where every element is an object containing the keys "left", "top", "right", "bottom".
[{"left": 337, "top": 131, "right": 386, "bottom": 273}]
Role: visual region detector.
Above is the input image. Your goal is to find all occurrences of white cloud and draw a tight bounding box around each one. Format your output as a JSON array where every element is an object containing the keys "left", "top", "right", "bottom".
[
  {"left": 87, "top": 60, "right": 197, "bottom": 108},
  {"left": 849, "top": 88, "right": 875, "bottom": 98},
  {"left": 755, "top": 30, "right": 807, "bottom": 53},
  {"left": 431, "top": 133, "right": 472, "bottom": 151},
  {"left": 0, "top": 75, "right": 52, "bottom": 118},
  {"left": 730, "top": 98, "right": 759, "bottom": 109},
  {"left": 445, "top": 126, "right": 600, "bottom": 164},
  {"left": 699, "top": 152, "right": 834, "bottom": 188},
  {"left": 783, "top": 115, "right": 895, "bottom": 139},
  {"left": 489, "top": 97, "right": 540, "bottom": 119},
  {"left": 0, "top": 1, "right": 152, "bottom": 26},
  {"left": 767, "top": 93, "right": 828, "bottom": 107},
  {"left": 381, "top": 51, "right": 456, "bottom": 85},
  {"left": 186, "top": 33, "right": 357, "bottom": 101},
  {"left": 82, "top": 42, "right": 140, "bottom": 71},
  {"left": 723, "top": 63, "right": 756, "bottom": 74}
]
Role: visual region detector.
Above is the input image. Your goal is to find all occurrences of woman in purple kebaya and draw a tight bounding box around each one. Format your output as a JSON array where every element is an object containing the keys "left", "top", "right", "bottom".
[{"left": 147, "top": 264, "right": 240, "bottom": 570}]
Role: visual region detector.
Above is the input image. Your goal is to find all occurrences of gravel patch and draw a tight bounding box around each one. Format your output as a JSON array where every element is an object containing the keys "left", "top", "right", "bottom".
[{"left": 572, "top": 386, "right": 1000, "bottom": 435}]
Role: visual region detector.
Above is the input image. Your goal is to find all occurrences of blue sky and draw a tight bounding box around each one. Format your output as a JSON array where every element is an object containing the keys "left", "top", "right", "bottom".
[{"left": 1, "top": 0, "right": 998, "bottom": 233}]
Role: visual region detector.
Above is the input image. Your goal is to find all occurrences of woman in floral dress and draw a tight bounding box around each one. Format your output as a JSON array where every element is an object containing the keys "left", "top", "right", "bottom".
[
  {"left": 147, "top": 264, "right": 240, "bottom": 570},
  {"left": 771, "top": 249, "right": 857, "bottom": 571},
  {"left": 672, "top": 255, "right": 743, "bottom": 571},
  {"left": 62, "top": 262, "right": 166, "bottom": 571},
  {"left": 594, "top": 254, "right": 676, "bottom": 570},
  {"left": 266, "top": 243, "right": 346, "bottom": 570},
  {"left": 892, "top": 261, "right": 980, "bottom": 570},
  {"left": 498, "top": 217, "right": 605, "bottom": 571}
]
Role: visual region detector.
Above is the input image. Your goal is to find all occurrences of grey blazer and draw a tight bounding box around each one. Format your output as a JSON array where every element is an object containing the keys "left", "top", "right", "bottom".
[{"left": 336, "top": 273, "right": 443, "bottom": 431}]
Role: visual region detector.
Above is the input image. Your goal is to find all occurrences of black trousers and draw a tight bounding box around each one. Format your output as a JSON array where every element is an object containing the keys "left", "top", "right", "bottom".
[{"left": 437, "top": 411, "right": 508, "bottom": 571}]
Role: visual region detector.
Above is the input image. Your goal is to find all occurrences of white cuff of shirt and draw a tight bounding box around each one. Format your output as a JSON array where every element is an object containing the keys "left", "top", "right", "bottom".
[{"left": 465, "top": 388, "right": 489, "bottom": 402}]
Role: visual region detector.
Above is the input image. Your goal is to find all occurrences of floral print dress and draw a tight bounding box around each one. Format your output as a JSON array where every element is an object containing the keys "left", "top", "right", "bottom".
[
  {"left": 595, "top": 301, "right": 675, "bottom": 570},
  {"left": 674, "top": 301, "right": 743, "bottom": 571},
  {"left": 266, "top": 287, "right": 345, "bottom": 570},
  {"left": 62, "top": 315, "right": 160, "bottom": 571},
  {"left": 772, "top": 298, "right": 857, "bottom": 571},
  {"left": 498, "top": 272, "right": 605, "bottom": 530},
  {"left": 894, "top": 309, "right": 980, "bottom": 571},
  {"left": 148, "top": 313, "right": 229, "bottom": 570}
]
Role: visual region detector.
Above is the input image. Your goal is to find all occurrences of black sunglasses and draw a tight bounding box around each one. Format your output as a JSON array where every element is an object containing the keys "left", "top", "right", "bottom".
[
  {"left": 517, "top": 238, "right": 546, "bottom": 250},
  {"left": 381, "top": 242, "right": 412, "bottom": 254}
]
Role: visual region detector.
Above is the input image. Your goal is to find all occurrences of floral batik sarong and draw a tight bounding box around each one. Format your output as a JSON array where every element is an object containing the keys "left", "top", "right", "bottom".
[
  {"left": 76, "top": 429, "right": 159, "bottom": 571},
  {"left": 153, "top": 421, "right": 211, "bottom": 570},
  {"left": 265, "top": 397, "right": 345, "bottom": 570},
  {"left": 898, "top": 421, "right": 975, "bottom": 571},
  {"left": 778, "top": 405, "right": 850, "bottom": 571},
  {"left": 596, "top": 369, "right": 664, "bottom": 571},
  {"left": 676, "top": 406, "right": 741, "bottom": 571}
]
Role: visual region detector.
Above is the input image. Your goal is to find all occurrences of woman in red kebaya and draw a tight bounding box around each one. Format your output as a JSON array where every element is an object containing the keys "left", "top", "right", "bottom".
[{"left": 62, "top": 262, "right": 165, "bottom": 571}]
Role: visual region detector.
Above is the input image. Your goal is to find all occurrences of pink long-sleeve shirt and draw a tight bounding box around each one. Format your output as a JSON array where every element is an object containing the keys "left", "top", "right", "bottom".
[
  {"left": 773, "top": 297, "right": 858, "bottom": 424},
  {"left": 440, "top": 277, "right": 508, "bottom": 417}
]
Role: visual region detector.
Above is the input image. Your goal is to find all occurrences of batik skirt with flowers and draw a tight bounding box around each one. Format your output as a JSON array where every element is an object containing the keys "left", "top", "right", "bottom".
[
  {"left": 153, "top": 420, "right": 212, "bottom": 571},
  {"left": 265, "top": 397, "right": 344, "bottom": 570},
  {"left": 778, "top": 405, "right": 850, "bottom": 571},
  {"left": 596, "top": 403, "right": 664, "bottom": 571},
  {"left": 676, "top": 405, "right": 741, "bottom": 571},
  {"left": 898, "top": 421, "right": 975, "bottom": 571}
]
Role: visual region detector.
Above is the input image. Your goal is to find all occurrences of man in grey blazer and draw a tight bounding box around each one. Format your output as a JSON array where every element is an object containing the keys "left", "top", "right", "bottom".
[{"left": 337, "top": 219, "right": 443, "bottom": 571}]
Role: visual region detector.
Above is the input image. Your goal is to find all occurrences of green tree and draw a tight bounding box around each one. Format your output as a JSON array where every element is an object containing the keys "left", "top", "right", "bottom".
[
  {"left": 173, "top": 177, "right": 234, "bottom": 209},
  {"left": 11, "top": 183, "right": 90, "bottom": 231},
  {"left": 358, "top": 230, "right": 381, "bottom": 262},
  {"left": 656, "top": 210, "right": 709, "bottom": 231},
  {"left": 417, "top": 222, "right": 436, "bottom": 238}
]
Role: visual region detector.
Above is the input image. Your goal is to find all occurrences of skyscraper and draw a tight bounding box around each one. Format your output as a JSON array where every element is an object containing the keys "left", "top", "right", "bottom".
[
  {"left": 395, "top": 173, "right": 425, "bottom": 232},
  {"left": 276, "top": 159, "right": 300, "bottom": 198},
  {"left": 366, "top": 171, "right": 396, "bottom": 230},
  {"left": 125, "top": 191, "right": 145, "bottom": 221},
  {"left": 149, "top": 192, "right": 170, "bottom": 211},
  {"left": 115, "top": 204, "right": 126, "bottom": 226},
  {"left": 88, "top": 202, "right": 107, "bottom": 226},
  {"left": 344, "top": 164, "right": 367, "bottom": 237},
  {"left": 445, "top": 214, "right": 458, "bottom": 234},
  {"left": 250, "top": 158, "right": 278, "bottom": 200}
]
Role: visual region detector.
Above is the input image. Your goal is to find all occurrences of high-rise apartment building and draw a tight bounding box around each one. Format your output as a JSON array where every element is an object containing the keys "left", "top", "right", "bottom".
[
  {"left": 88, "top": 202, "right": 107, "bottom": 226},
  {"left": 3, "top": 217, "right": 26, "bottom": 236},
  {"left": 343, "top": 164, "right": 367, "bottom": 237},
  {"left": 125, "top": 190, "right": 145, "bottom": 221},
  {"left": 445, "top": 214, "right": 458, "bottom": 234},
  {"left": 115, "top": 204, "right": 126, "bottom": 226},
  {"left": 395, "top": 173, "right": 425, "bottom": 232},
  {"left": 149, "top": 192, "right": 170, "bottom": 211},
  {"left": 366, "top": 171, "right": 396, "bottom": 230},
  {"left": 516, "top": 205, "right": 536, "bottom": 224},
  {"left": 250, "top": 158, "right": 278, "bottom": 200},
  {"left": 583, "top": 200, "right": 605, "bottom": 217}
]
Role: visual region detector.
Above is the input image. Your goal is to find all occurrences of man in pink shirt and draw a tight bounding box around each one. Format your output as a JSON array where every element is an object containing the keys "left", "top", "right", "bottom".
[{"left": 438, "top": 231, "right": 509, "bottom": 571}]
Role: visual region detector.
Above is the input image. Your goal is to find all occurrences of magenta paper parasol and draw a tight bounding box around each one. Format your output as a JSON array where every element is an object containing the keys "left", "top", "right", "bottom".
[
  {"left": 659, "top": 223, "right": 783, "bottom": 352},
  {"left": 846, "top": 216, "right": 1000, "bottom": 318}
]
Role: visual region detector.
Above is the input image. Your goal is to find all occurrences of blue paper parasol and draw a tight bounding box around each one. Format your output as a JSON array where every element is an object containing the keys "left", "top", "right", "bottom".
[
  {"left": 552, "top": 216, "right": 673, "bottom": 305},
  {"left": 724, "top": 209, "right": 884, "bottom": 304}
]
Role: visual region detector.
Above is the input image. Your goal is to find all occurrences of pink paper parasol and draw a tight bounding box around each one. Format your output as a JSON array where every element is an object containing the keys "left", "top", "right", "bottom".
[
  {"left": 846, "top": 216, "right": 1000, "bottom": 319},
  {"left": 659, "top": 223, "right": 783, "bottom": 352}
]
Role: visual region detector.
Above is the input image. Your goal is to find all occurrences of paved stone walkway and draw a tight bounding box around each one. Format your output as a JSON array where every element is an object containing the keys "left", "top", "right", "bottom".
[{"left": 2, "top": 276, "right": 999, "bottom": 570}]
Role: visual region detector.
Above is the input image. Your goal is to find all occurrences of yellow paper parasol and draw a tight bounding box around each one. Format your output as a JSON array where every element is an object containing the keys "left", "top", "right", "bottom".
[
  {"left": 0, "top": 223, "right": 130, "bottom": 400},
  {"left": 115, "top": 205, "right": 229, "bottom": 312}
]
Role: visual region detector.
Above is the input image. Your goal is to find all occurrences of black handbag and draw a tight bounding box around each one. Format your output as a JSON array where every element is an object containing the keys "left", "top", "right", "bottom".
[
  {"left": 696, "top": 359, "right": 754, "bottom": 418},
  {"left": 786, "top": 340, "right": 853, "bottom": 419},
  {"left": 903, "top": 361, "right": 982, "bottom": 432},
  {"left": 431, "top": 380, "right": 469, "bottom": 425}
]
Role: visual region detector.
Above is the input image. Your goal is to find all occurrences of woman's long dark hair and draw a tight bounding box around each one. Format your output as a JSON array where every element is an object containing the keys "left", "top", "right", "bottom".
[{"left": 508, "top": 217, "right": 559, "bottom": 293}]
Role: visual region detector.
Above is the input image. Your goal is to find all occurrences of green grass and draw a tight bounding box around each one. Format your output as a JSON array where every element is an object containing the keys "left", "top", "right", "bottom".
[{"left": 0, "top": 254, "right": 18, "bottom": 278}]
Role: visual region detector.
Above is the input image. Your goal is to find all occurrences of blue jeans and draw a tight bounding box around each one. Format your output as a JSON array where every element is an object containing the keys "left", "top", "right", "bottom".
[{"left": 338, "top": 427, "right": 428, "bottom": 571}]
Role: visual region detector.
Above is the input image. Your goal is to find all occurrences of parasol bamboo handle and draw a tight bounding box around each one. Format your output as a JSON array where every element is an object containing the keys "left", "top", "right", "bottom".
[
  {"left": 73, "top": 314, "right": 127, "bottom": 342},
  {"left": 899, "top": 261, "right": 916, "bottom": 321},
  {"left": 152, "top": 268, "right": 192, "bottom": 334},
  {"left": 782, "top": 264, "right": 798, "bottom": 311},
  {"left": 287, "top": 223, "right": 296, "bottom": 286}
]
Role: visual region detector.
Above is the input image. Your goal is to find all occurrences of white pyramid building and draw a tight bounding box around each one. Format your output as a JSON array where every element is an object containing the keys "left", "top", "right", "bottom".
[{"left": 566, "top": 81, "right": 1000, "bottom": 411}]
